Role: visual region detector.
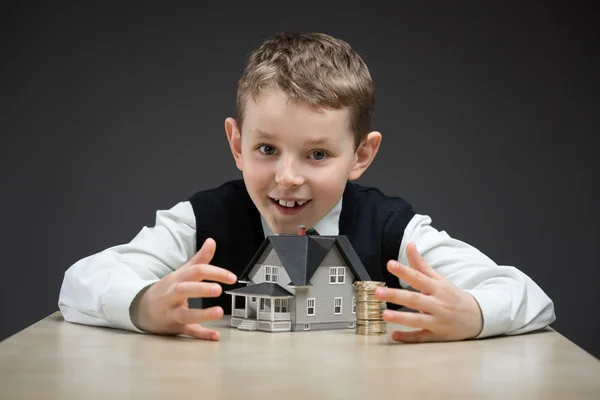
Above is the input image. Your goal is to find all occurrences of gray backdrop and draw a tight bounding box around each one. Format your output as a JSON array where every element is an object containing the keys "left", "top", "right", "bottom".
[{"left": 2, "top": 2, "right": 599, "bottom": 358}]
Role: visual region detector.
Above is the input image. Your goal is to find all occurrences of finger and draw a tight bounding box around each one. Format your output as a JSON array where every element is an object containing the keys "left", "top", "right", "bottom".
[
  {"left": 374, "top": 287, "right": 437, "bottom": 314},
  {"left": 181, "top": 324, "right": 221, "bottom": 341},
  {"left": 391, "top": 329, "right": 436, "bottom": 343},
  {"left": 188, "top": 238, "right": 217, "bottom": 266},
  {"left": 172, "top": 305, "right": 224, "bottom": 325},
  {"left": 382, "top": 309, "right": 436, "bottom": 331},
  {"left": 387, "top": 260, "right": 435, "bottom": 295},
  {"left": 172, "top": 281, "right": 223, "bottom": 303},
  {"left": 406, "top": 242, "right": 440, "bottom": 279},
  {"left": 177, "top": 264, "right": 237, "bottom": 285}
]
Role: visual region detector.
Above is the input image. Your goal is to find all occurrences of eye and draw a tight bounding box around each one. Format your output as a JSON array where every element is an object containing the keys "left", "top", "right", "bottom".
[
  {"left": 258, "top": 145, "right": 277, "bottom": 155},
  {"left": 308, "top": 150, "right": 328, "bottom": 160}
]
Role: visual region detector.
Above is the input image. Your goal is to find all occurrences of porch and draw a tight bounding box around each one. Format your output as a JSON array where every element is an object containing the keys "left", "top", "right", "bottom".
[
  {"left": 225, "top": 282, "right": 295, "bottom": 332},
  {"left": 230, "top": 296, "right": 291, "bottom": 322}
]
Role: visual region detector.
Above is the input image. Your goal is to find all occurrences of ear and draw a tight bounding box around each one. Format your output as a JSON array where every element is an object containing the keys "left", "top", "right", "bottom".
[
  {"left": 225, "top": 117, "right": 243, "bottom": 171},
  {"left": 349, "top": 131, "right": 382, "bottom": 180}
]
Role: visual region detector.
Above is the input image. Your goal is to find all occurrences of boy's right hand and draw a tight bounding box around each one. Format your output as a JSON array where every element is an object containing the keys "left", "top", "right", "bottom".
[{"left": 133, "top": 238, "right": 237, "bottom": 341}]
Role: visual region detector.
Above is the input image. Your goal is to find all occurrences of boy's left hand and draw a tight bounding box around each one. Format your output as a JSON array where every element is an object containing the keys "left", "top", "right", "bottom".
[{"left": 374, "top": 242, "right": 484, "bottom": 343}]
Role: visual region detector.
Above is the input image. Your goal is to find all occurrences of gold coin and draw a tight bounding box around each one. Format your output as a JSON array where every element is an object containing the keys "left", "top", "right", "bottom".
[{"left": 354, "top": 281, "right": 389, "bottom": 335}]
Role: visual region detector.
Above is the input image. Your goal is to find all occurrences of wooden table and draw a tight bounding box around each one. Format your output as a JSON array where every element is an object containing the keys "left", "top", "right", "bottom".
[{"left": 1, "top": 312, "right": 599, "bottom": 399}]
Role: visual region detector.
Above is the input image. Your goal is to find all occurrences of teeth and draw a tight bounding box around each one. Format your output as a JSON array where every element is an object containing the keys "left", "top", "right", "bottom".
[
  {"left": 278, "top": 199, "right": 294, "bottom": 207},
  {"left": 275, "top": 199, "right": 309, "bottom": 207}
]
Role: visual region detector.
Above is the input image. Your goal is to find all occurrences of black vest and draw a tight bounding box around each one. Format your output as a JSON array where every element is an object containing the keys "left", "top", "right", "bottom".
[{"left": 188, "top": 179, "right": 415, "bottom": 313}]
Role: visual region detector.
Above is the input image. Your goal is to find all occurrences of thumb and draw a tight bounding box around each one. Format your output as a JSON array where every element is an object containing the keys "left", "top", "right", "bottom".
[{"left": 189, "top": 237, "right": 216, "bottom": 266}]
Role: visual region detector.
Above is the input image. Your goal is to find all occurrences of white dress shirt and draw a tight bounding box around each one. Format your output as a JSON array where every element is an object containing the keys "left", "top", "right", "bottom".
[{"left": 58, "top": 195, "right": 556, "bottom": 339}]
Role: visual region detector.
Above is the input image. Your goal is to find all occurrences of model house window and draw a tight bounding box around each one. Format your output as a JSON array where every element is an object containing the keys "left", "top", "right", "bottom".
[
  {"left": 334, "top": 297, "right": 342, "bottom": 314},
  {"left": 274, "top": 299, "right": 288, "bottom": 313},
  {"left": 329, "top": 267, "right": 345, "bottom": 284},
  {"left": 304, "top": 324, "right": 311, "bottom": 330},
  {"left": 307, "top": 298, "right": 315, "bottom": 316},
  {"left": 251, "top": 297, "right": 256, "bottom": 302},
  {"left": 352, "top": 297, "right": 356, "bottom": 314},
  {"left": 265, "top": 266, "right": 278, "bottom": 282}
]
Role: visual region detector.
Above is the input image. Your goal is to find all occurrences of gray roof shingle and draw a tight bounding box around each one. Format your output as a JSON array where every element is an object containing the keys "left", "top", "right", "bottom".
[{"left": 239, "top": 234, "right": 371, "bottom": 285}]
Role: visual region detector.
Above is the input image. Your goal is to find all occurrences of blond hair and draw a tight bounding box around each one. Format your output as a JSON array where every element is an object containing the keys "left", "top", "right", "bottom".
[{"left": 236, "top": 32, "right": 374, "bottom": 148}]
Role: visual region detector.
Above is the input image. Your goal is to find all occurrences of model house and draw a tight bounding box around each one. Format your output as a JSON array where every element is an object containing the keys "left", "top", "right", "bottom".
[{"left": 225, "top": 226, "right": 372, "bottom": 332}]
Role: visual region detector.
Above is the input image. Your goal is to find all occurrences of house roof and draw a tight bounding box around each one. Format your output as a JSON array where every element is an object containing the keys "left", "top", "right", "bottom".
[
  {"left": 225, "top": 282, "right": 294, "bottom": 297},
  {"left": 238, "top": 234, "right": 371, "bottom": 286}
]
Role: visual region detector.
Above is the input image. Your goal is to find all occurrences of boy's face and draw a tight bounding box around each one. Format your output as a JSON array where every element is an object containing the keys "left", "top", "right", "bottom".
[{"left": 225, "top": 89, "right": 380, "bottom": 235}]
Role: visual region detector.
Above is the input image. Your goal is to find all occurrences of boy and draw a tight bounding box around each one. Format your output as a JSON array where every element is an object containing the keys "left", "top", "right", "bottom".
[{"left": 58, "top": 32, "right": 555, "bottom": 342}]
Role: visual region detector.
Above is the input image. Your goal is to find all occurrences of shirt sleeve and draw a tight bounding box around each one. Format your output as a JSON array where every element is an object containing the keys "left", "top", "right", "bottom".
[
  {"left": 58, "top": 201, "right": 197, "bottom": 333},
  {"left": 398, "top": 214, "right": 556, "bottom": 339}
]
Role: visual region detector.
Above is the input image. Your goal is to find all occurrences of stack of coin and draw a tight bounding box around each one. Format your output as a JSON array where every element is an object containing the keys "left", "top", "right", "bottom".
[{"left": 354, "top": 281, "right": 387, "bottom": 335}]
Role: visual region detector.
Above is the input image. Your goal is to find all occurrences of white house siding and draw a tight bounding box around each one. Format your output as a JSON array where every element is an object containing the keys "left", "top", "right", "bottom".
[
  {"left": 288, "top": 297, "right": 297, "bottom": 323},
  {"left": 291, "top": 321, "right": 352, "bottom": 331},
  {"left": 248, "top": 246, "right": 292, "bottom": 288},
  {"left": 257, "top": 244, "right": 279, "bottom": 265},
  {"left": 319, "top": 244, "right": 349, "bottom": 268},
  {"left": 294, "top": 246, "right": 357, "bottom": 326}
]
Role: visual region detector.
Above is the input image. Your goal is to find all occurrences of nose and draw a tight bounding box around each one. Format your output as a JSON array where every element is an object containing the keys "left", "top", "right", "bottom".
[{"left": 275, "top": 156, "right": 305, "bottom": 188}]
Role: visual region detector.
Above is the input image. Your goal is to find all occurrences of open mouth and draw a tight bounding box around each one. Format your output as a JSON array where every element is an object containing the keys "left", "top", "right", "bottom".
[{"left": 270, "top": 198, "right": 312, "bottom": 213}]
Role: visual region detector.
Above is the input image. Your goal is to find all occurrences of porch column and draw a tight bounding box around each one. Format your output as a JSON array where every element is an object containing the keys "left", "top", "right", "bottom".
[
  {"left": 256, "top": 297, "right": 259, "bottom": 320},
  {"left": 231, "top": 294, "right": 235, "bottom": 316},
  {"left": 271, "top": 298, "right": 275, "bottom": 322},
  {"left": 244, "top": 296, "right": 248, "bottom": 318}
]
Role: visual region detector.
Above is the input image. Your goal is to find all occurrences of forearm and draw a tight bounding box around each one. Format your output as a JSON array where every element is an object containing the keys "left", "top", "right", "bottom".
[
  {"left": 463, "top": 269, "right": 556, "bottom": 338},
  {"left": 58, "top": 201, "right": 197, "bottom": 332},
  {"left": 58, "top": 250, "right": 160, "bottom": 332}
]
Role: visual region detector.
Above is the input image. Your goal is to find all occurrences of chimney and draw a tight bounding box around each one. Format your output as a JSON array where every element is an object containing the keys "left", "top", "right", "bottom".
[{"left": 297, "top": 225, "right": 306, "bottom": 236}]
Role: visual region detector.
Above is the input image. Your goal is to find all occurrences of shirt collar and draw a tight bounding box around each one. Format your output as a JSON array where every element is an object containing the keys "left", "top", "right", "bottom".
[{"left": 260, "top": 195, "right": 342, "bottom": 237}]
